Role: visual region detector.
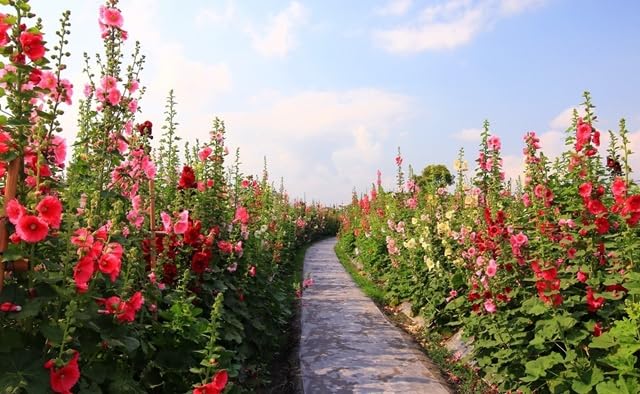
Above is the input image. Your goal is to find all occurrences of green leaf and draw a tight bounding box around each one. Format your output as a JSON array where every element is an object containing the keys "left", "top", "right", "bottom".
[
  {"left": 590, "top": 333, "right": 617, "bottom": 349},
  {"left": 521, "top": 298, "right": 548, "bottom": 316},
  {"left": 572, "top": 367, "right": 604, "bottom": 394},
  {"left": 40, "top": 323, "right": 63, "bottom": 345},
  {"left": 523, "top": 352, "right": 563, "bottom": 380}
]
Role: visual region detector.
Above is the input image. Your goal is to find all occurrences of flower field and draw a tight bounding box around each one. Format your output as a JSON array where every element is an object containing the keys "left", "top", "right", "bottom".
[
  {"left": 338, "top": 96, "right": 640, "bottom": 393},
  {"left": 0, "top": 1, "right": 338, "bottom": 393}
]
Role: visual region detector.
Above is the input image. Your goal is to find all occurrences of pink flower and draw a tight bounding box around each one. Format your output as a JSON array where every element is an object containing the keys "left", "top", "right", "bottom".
[
  {"left": 174, "top": 210, "right": 189, "bottom": 234},
  {"left": 36, "top": 195, "right": 63, "bottom": 229},
  {"left": 128, "top": 98, "right": 138, "bottom": 113},
  {"left": 484, "top": 298, "right": 497, "bottom": 313},
  {"left": 101, "top": 76, "right": 117, "bottom": 90},
  {"left": 83, "top": 83, "right": 93, "bottom": 97},
  {"left": 16, "top": 215, "right": 49, "bottom": 243},
  {"left": 6, "top": 198, "right": 26, "bottom": 225},
  {"left": 248, "top": 265, "right": 256, "bottom": 277},
  {"left": 161, "top": 212, "right": 172, "bottom": 232},
  {"left": 486, "top": 259, "right": 497, "bottom": 277},
  {"left": 128, "top": 80, "right": 139, "bottom": 93},
  {"left": 51, "top": 136, "right": 67, "bottom": 167},
  {"left": 579, "top": 182, "right": 592, "bottom": 199},
  {"left": 487, "top": 135, "right": 501, "bottom": 151},
  {"left": 100, "top": 6, "right": 124, "bottom": 28},
  {"left": 234, "top": 206, "right": 249, "bottom": 225},
  {"left": 395, "top": 155, "right": 402, "bottom": 166},
  {"left": 522, "top": 193, "right": 531, "bottom": 207},
  {"left": 107, "top": 88, "right": 121, "bottom": 106},
  {"left": 198, "top": 146, "right": 212, "bottom": 162}
]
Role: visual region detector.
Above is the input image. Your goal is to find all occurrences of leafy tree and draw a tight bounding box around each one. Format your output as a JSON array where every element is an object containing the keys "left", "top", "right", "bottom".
[{"left": 414, "top": 164, "right": 453, "bottom": 191}]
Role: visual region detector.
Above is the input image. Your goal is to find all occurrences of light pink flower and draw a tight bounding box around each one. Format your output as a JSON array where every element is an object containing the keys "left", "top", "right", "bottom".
[
  {"left": 174, "top": 210, "right": 189, "bottom": 234},
  {"left": 484, "top": 298, "right": 497, "bottom": 313},
  {"left": 38, "top": 71, "right": 57, "bottom": 90},
  {"left": 198, "top": 146, "right": 212, "bottom": 162},
  {"left": 487, "top": 135, "right": 501, "bottom": 151},
  {"left": 100, "top": 7, "right": 124, "bottom": 28},
  {"left": 486, "top": 259, "right": 497, "bottom": 277},
  {"left": 160, "top": 212, "right": 172, "bottom": 232}
]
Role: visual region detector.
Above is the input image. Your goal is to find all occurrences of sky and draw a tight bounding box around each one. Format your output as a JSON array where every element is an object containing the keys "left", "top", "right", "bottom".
[{"left": 36, "top": 0, "right": 640, "bottom": 205}]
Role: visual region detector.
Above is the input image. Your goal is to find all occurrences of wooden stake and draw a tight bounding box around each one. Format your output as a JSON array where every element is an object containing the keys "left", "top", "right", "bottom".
[{"left": 0, "top": 157, "right": 21, "bottom": 292}]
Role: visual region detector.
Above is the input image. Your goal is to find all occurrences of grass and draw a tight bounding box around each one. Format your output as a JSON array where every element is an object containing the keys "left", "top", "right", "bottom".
[
  {"left": 334, "top": 239, "right": 490, "bottom": 394},
  {"left": 334, "top": 243, "right": 386, "bottom": 305}
]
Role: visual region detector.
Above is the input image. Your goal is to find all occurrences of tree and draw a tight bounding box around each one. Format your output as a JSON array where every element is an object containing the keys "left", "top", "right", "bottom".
[{"left": 414, "top": 164, "right": 453, "bottom": 191}]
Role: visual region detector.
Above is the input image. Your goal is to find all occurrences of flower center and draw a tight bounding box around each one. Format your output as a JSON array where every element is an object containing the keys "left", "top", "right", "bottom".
[{"left": 30, "top": 223, "right": 37, "bottom": 230}]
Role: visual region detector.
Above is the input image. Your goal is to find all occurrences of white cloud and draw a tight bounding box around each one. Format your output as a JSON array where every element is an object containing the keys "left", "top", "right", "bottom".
[
  {"left": 376, "top": 0, "right": 413, "bottom": 16},
  {"left": 223, "top": 88, "right": 412, "bottom": 138},
  {"left": 248, "top": 2, "right": 309, "bottom": 57},
  {"left": 373, "top": 0, "right": 547, "bottom": 54},
  {"left": 453, "top": 127, "right": 483, "bottom": 141},
  {"left": 195, "top": 1, "right": 236, "bottom": 28},
  {"left": 220, "top": 88, "right": 413, "bottom": 203}
]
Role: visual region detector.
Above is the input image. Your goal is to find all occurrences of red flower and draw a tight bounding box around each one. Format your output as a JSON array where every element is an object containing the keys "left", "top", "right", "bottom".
[
  {"left": 19, "top": 31, "right": 45, "bottom": 62},
  {"left": 624, "top": 195, "right": 640, "bottom": 213},
  {"left": 162, "top": 263, "right": 178, "bottom": 285},
  {"left": 98, "top": 242, "right": 123, "bottom": 282},
  {"left": 178, "top": 166, "right": 197, "bottom": 189},
  {"left": 37, "top": 195, "right": 63, "bottom": 229},
  {"left": 578, "top": 182, "right": 592, "bottom": 199},
  {"left": 594, "top": 217, "right": 609, "bottom": 234},
  {"left": 218, "top": 240, "right": 233, "bottom": 254},
  {"left": 194, "top": 370, "right": 228, "bottom": 394},
  {"left": 576, "top": 271, "right": 588, "bottom": 283},
  {"left": 191, "top": 250, "right": 211, "bottom": 274},
  {"left": 0, "top": 302, "right": 21, "bottom": 312},
  {"left": 593, "top": 322, "right": 602, "bottom": 337},
  {"left": 118, "top": 291, "right": 144, "bottom": 322},
  {"left": 46, "top": 351, "right": 80, "bottom": 394},
  {"left": 16, "top": 214, "right": 49, "bottom": 243},
  {"left": 586, "top": 287, "right": 605, "bottom": 312},
  {"left": 73, "top": 255, "right": 95, "bottom": 293},
  {"left": 587, "top": 199, "right": 607, "bottom": 216}
]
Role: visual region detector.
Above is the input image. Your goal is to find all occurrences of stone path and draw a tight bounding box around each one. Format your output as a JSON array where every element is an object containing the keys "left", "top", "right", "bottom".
[{"left": 299, "top": 238, "right": 451, "bottom": 394}]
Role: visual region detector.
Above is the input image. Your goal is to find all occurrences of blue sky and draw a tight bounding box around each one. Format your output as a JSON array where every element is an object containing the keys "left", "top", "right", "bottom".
[{"left": 37, "top": 0, "right": 640, "bottom": 204}]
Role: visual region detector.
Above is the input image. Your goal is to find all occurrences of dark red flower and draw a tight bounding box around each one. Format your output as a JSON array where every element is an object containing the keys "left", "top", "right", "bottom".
[
  {"left": 178, "top": 166, "right": 197, "bottom": 189},
  {"left": 593, "top": 322, "right": 602, "bottom": 337},
  {"left": 162, "top": 263, "right": 178, "bottom": 285},
  {"left": 191, "top": 250, "right": 211, "bottom": 274}
]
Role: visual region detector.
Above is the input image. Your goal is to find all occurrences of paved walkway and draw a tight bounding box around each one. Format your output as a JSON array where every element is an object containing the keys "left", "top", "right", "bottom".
[{"left": 299, "top": 238, "right": 451, "bottom": 394}]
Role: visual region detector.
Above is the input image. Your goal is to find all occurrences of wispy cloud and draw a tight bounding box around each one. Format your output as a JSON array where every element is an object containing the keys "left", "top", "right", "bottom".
[
  {"left": 375, "top": 0, "right": 413, "bottom": 16},
  {"left": 453, "top": 127, "right": 483, "bottom": 141},
  {"left": 248, "top": 2, "right": 309, "bottom": 58},
  {"left": 373, "top": 0, "right": 547, "bottom": 54},
  {"left": 195, "top": 1, "right": 236, "bottom": 28}
]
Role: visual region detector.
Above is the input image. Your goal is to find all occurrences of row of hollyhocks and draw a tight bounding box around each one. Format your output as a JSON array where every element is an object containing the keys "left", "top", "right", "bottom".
[
  {"left": 338, "top": 93, "right": 640, "bottom": 393},
  {"left": 0, "top": 1, "right": 338, "bottom": 393}
]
